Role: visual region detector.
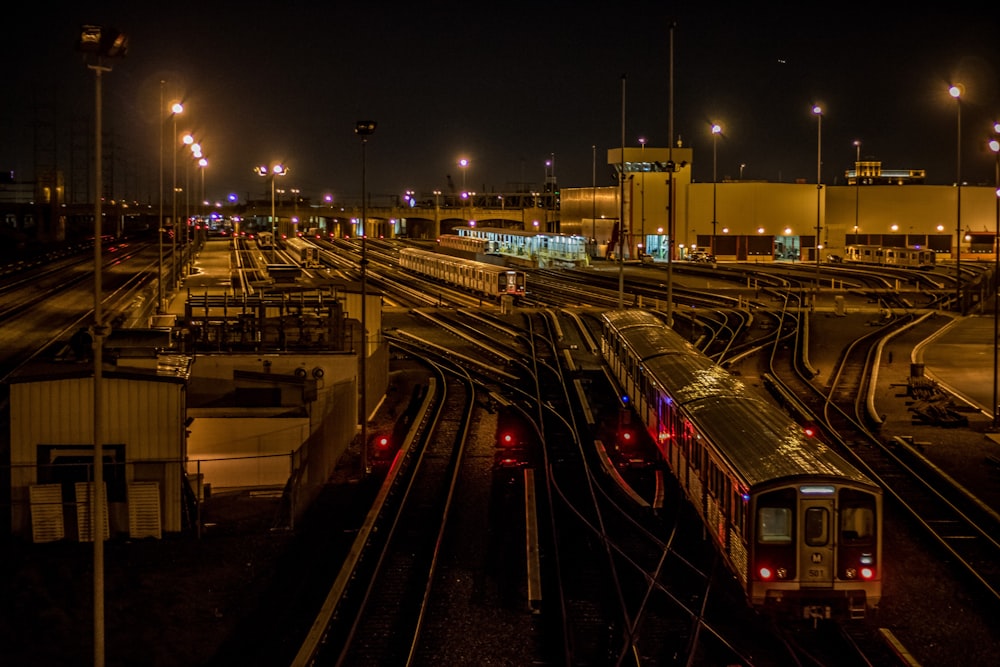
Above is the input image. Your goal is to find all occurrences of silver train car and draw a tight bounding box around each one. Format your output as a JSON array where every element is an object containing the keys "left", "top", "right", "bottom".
[
  {"left": 285, "top": 236, "right": 321, "bottom": 268},
  {"left": 843, "top": 244, "right": 936, "bottom": 270},
  {"left": 600, "top": 309, "right": 882, "bottom": 619},
  {"left": 398, "top": 247, "right": 526, "bottom": 299}
]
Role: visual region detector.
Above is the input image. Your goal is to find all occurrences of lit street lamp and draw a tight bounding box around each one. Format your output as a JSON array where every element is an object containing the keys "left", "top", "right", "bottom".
[
  {"left": 78, "top": 23, "right": 127, "bottom": 666},
  {"left": 813, "top": 104, "right": 823, "bottom": 282},
  {"left": 171, "top": 102, "right": 183, "bottom": 289},
  {"left": 356, "top": 120, "right": 377, "bottom": 476},
  {"left": 710, "top": 124, "right": 721, "bottom": 255},
  {"left": 254, "top": 163, "right": 287, "bottom": 262},
  {"left": 950, "top": 84, "right": 963, "bottom": 313}
]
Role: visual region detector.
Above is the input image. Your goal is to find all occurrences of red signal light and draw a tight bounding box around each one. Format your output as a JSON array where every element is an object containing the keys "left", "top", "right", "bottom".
[
  {"left": 501, "top": 433, "right": 514, "bottom": 446},
  {"left": 374, "top": 436, "right": 390, "bottom": 449}
]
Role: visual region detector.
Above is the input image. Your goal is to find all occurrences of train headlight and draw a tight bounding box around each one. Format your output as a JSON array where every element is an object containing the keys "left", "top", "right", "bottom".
[
  {"left": 845, "top": 567, "right": 857, "bottom": 579},
  {"left": 776, "top": 567, "right": 788, "bottom": 580}
]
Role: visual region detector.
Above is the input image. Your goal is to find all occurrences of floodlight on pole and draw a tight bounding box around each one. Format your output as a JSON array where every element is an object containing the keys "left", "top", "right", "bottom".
[
  {"left": 355, "top": 120, "right": 377, "bottom": 476},
  {"left": 950, "top": 84, "right": 963, "bottom": 313},
  {"left": 78, "top": 24, "right": 128, "bottom": 667},
  {"left": 255, "top": 163, "right": 287, "bottom": 262},
  {"left": 711, "top": 123, "right": 722, "bottom": 255},
  {"left": 813, "top": 104, "right": 823, "bottom": 285},
  {"left": 170, "top": 102, "right": 183, "bottom": 289}
]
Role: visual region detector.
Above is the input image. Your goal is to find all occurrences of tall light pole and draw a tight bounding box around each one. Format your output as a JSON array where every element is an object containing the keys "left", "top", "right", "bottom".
[
  {"left": 356, "top": 120, "right": 376, "bottom": 476},
  {"left": 853, "top": 139, "right": 862, "bottom": 239},
  {"left": 950, "top": 84, "right": 963, "bottom": 313},
  {"left": 989, "top": 125, "right": 999, "bottom": 430},
  {"left": 639, "top": 137, "right": 646, "bottom": 258},
  {"left": 813, "top": 104, "right": 823, "bottom": 284},
  {"left": 711, "top": 124, "right": 721, "bottom": 255},
  {"left": 157, "top": 80, "right": 165, "bottom": 313},
  {"left": 170, "top": 102, "right": 183, "bottom": 289},
  {"left": 198, "top": 157, "right": 208, "bottom": 241},
  {"left": 591, "top": 144, "right": 596, "bottom": 255},
  {"left": 255, "top": 163, "right": 286, "bottom": 262},
  {"left": 459, "top": 157, "right": 469, "bottom": 224},
  {"left": 182, "top": 134, "right": 194, "bottom": 278},
  {"left": 78, "top": 24, "right": 127, "bottom": 667}
]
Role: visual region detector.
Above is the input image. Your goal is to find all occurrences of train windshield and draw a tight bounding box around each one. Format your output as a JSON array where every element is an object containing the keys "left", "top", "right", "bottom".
[
  {"left": 757, "top": 507, "right": 793, "bottom": 544},
  {"left": 840, "top": 495, "right": 876, "bottom": 545}
]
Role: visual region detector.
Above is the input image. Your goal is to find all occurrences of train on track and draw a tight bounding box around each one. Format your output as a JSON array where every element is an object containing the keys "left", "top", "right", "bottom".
[
  {"left": 285, "top": 236, "right": 321, "bottom": 268},
  {"left": 398, "top": 247, "right": 526, "bottom": 300},
  {"left": 600, "top": 309, "right": 883, "bottom": 620},
  {"left": 255, "top": 230, "right": 274, "bottom": 250},
  {"left": 841, "top": 244, "right": 936, "bottom": 270}
]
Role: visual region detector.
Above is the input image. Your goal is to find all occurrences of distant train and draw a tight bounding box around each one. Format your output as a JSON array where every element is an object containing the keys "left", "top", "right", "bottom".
[
  {"left": 255, "top": 231, "right": 274, "bottom": 250},
  {"left": 398, "top": 247, "right": 526, "bottom": 300},
  {"left": 600, "top": 309, "right": 882, "bottom": 619},
  {"left": 842, "top": 244, "right": 936, "bottom": 270},
  {"left": 285, "top": 236, "right": 321, "bottom": 268}
]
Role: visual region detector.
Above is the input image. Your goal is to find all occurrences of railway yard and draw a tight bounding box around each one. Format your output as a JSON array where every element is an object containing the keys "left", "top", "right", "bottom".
[{"left": 2, "top": 234, "right": 1000, "bottom": 665}]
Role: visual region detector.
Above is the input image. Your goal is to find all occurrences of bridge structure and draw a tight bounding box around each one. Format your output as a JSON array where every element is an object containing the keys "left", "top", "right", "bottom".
[{"left": 246, "top": 191, "right": 561, "bottom": 241}]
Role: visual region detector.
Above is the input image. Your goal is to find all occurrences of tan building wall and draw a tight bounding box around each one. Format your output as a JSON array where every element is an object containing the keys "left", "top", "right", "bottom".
[{"left": 562, "top": 148, "right": 997, "bottom": 260}]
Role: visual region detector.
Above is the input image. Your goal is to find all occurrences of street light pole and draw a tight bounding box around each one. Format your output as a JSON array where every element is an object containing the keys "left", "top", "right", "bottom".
[
  {"left": 255, "top": 164, "right": 286, "bottom": 263},
  {"left": 813, "top": 105, "right": 823, "bottom": 285},
  {"left": 989, "top": 126, "right": 999, "bottom": 430},
  {"left": 170, "top": 103, "right": 182, "bottom": 290},
  {"left": 356, "top": 120, "right": 377, "bottom": 476},
  {"left": 711, "top": 124, "right": 721, "bottom": 255},
  {"left": 854, "top": 139, "right": 861, "bottom": 239},
  {"left": 950, "top": 84, "right": 963, "bottom": 314},
  {"left": 639, "top": 137, "right": 645, "bottom": 259},
  {"left": 78, "top": 25, "right": 127, "bottom": 667},
  {"left": 157, "top": 81, "right": 165, "bottom": 313},
  {"left": 591, "top": 144, "right": 596, "bottom": 256}
]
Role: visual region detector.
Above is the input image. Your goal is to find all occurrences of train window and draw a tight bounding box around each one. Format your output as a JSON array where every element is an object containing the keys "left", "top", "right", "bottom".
[
  {"left": 840, "top": 505, "right": 875, "bottom": 545},
  {"left": 804, "top": 507, "right": 829, "bottom": 546},
  {"left": 757, "top": 507, "right": 792, "bottom": 544}
]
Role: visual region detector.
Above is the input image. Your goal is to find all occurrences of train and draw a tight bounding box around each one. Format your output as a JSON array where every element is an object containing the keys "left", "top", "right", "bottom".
[
  {"left": 842, "top": 244, "right": 936, "bottom": 270},
  {"left": 285, "top": 236, "right": 321, "bottom": 268},
  {"left": 398, "top": 246, "right": 527, "bottom": 300},
  {"left": 255, "top": 230, "right": 274, "bottom": 250},
  {"left": 600, "top": 309, "right": 882, "bottom": 620}
]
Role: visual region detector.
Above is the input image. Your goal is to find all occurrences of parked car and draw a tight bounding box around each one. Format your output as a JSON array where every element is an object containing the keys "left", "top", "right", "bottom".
[{"left": 686, "top": 250, "right": 715, "bottom": 263}]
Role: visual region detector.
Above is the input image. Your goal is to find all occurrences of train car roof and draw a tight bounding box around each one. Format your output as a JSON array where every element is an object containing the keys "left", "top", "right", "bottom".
[
  {"left": 399, "top": 246, "right": 525, "bottom": 273},
  {"left": 602, "top": 309, "right": 877, "bottom": 489},
  {"left": 687, "top": 396, "right": 875, "bottom": 487},
  {"left": 453, "top": 225, "right": 586, "bottom": 240}
]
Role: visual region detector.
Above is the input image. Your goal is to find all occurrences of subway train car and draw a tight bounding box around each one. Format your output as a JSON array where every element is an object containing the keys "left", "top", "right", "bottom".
[
  {"left": 600, "top": 309, "right": 882, "bottom": 620},
  {"left": 285, "top": 236, "right": 321, "bottom": 268},
  {"left": 843, "top": 244, "right": 936, "bottom": 270},
  {"left": 398, "top": 247, "right": 526, "bottom": 300}
]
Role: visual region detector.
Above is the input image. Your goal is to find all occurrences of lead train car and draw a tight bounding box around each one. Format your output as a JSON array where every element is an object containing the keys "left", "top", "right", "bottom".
[
  {"left": 600, "top": 309, "right": 882, "bottom": 619},
  {"left": 398, "top": 247, "right": 526, "bottom": 299}
]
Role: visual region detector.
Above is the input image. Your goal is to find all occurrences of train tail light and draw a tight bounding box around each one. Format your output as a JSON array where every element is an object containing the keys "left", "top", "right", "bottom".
[
  {"left": 757, "top": 566, "right": 789, "bottom": 580},
  {"left": 374, "top": 435, "right": 390, "bottom": 451},
  {"left": 500, "top": 433, "right": 515, "bottom": 446},
  {"left": 860, "top": 567, "right": 875, "bottom": 580}
]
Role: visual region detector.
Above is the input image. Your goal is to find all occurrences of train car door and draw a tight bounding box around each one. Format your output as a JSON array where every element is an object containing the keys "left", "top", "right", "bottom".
[{"left": 799, "top": 488, "right": 836, "bottom": 589}]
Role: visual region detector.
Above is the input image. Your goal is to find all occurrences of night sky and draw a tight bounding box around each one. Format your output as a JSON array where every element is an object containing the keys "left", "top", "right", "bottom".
[{"left": 3, "top": 3, "right": 998, "bottom": 206}]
